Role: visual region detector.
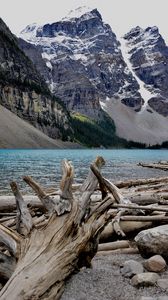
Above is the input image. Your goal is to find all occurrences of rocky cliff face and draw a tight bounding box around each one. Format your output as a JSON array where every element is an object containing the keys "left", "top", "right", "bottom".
[
  {"left": 19, "top": 7, "right": 143, "bottom": 116},
  {"left": 124, "top": 26, "right": 168, "bottom": 116},
  {"left": 0, "top": 86, "right": 71, "bottom": 139},
  {"left": 0, "top": 18, "right": 72, "bottom": 141}
]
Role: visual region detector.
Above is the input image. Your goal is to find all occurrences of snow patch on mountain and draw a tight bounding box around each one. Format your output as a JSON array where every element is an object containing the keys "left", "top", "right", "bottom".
[
  {"left": 20, "top": 23, "right": 40, "bottom": 41},
  {"left": 19, "top": 8, "right": 143, "bottom": 116},
  {"left": 119, "top": 36, "right": 155, "bottom": 112},
  {"left": 62, "top": 6, "right": 93, "bottom": 20}
]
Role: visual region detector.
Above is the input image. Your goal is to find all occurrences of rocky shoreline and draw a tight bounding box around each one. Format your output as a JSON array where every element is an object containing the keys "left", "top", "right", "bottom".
[{"left": 62, "top": 253, "right": 168, "bottom": 300}]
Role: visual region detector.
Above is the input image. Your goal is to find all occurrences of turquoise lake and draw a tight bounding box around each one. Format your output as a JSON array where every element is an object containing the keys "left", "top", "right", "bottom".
[{"left": 0, "top": 149, "right": 168, "bottom": 195}]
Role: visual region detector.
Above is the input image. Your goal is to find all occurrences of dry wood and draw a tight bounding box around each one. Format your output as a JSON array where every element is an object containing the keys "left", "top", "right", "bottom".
[
  {"left": 78, "top": 156, "right": 105, "bottom": 223},
  {"left": 128, "top": 193, "right": 164, "bottom": 205},
  {"left": 0, "top": 225, "right": 21, "bottom": 258},
  {"left": 0, "top": 213, "right": 16, "bottom": 217},
  {"left": 0, "top": 252, "right": 16, "bottom": 280},
  {"left": 0, "top": 217, "right": 15, "bottom": 223},
  {"left": 120, "top": 215, "right": 168, "bottom": 222},
  {"left": 100, "top": 220, "right": 152, "bottom": 241},
  {"left": 33, "top": 215, "right": 47, "bottom": 226},
  {"left": 96, "top": 248, "right": 139, "bottom": 255},
  {"left": 0, "top": 195, "right": 42, "bottom": 212},
  {"left": 135, "top": 183, "right": 167, "bottom": 192},
  {"left": 1, "top": 219, "right": 16, "bottom": 229},
  {"left": 90, "top": 164, "right": 125, "bottom": 204},
  {"left": 23, "top": 176, "right": 59, "bottom": 214},
  {"left": 138, "top": 162, "right": 168, "bottom": 171},
  {"left": 111, "top": 210, "right": 126, "bottom": 237},
  {"left": 1, "top": 157, "right": 168, "bottom": 299},
  {"left": 90, "top": 164, "right": 135, "bottom": 237},
  {"left": 24, "top": 160, "right": 73, "bottom": 216},
  {"left": 98, "top": 240, "right": 130, "bottom": 251},
  {"left": 158, "top": 160, "right": 168, "bottom": 165},
  {"left": 0, "top": 156, "right": 117, "bottom": 300},
  {"left": 10, "top": 182, "right": 33, "bottom": 236},
  {"left": 111, "top": 203, "right": 168, "bottom": 213},
  {"left": 115, "top": 176, "right": 168, "bottom": 188}
]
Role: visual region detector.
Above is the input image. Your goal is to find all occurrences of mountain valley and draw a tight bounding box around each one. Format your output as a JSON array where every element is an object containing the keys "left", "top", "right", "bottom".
[{"left": 0, "top": 7, "right": 168, "bottom": 147}]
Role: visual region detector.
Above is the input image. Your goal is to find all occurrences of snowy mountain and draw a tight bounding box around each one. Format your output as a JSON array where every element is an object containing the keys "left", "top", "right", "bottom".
[
  {"left": 101, "top": 26, "right": 168, "bottom": 145},
  {"left": 18, "top": 8, "right": 168, "bottom": 145},
  {"left": 19, "top": 8, "right": 143, "bottom": 118},
  {"left": 124, "top": 26, "right": 168, "bottom": 116}
]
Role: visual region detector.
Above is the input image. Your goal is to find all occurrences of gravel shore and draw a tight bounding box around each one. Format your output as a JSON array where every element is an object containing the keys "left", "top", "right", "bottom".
[{"left": 61, "top": 254, "right": 168, "bottom": 300}]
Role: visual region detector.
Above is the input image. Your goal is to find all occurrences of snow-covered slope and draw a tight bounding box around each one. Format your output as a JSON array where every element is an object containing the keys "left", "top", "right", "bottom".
[
  {"left": 19, "top": 8, "right": 143, "bottom": 118},
  {"left": 119, "top": 36, "right": 155, "bottom": 113},
  {"left": 124, "top": 26, "right": 168, "bottom": 117},
  {"left": 62, "top": 6, "right": 94, "bottom": 20},
  {"left": 19, "top": 9, "right": 168, "bottom": 144}
]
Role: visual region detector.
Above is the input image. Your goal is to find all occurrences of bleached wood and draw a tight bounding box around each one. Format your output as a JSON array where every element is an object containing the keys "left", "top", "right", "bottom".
[
  {"left": 96, "top": 248, "right": 139, "bottom": 255},
  {"left": 23, "top": 176, "right": 56, "bottom": 213},
  {"left": 100, "top": 220, "right": 152, "bottom": 241},
  {"left": 120, "top": 215, "right": 168, "bottom": 222},
  {"left": 0, "top": 225, "right": 21, "bottom": 258},
  {"left": 111, "top": 203, "right": 168, "bottom": 213},
  {"left": 0, "top": 195, "right": 42, "bottom": 212},
  {"left": 10, "top": 182, "right": 33, "bottom": 236},
  {"left": 2, "top": 157, "right": 167, "bottom": 299},
  {"left": 138, "top": 162, "right": 168, "bottom": 171},
  {"left": 78, "top": 156, "right": 105, "bottom": 223},
  {"left": 115, "top": 176, "right": 168, "bottom": 188},
  {"left": 0, "top": 252, "right": 16, "bottom": 280},
  {"left": 98, "top": 240, "right": 130, "bottom": 251},
  {"left": 0, "top": 157, "right": 116, "bottom": 300}
]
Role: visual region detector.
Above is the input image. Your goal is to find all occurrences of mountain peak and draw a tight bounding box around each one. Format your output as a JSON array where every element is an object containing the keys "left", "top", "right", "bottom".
[
  {"left": 20, "top": 23, "right": 38, "bottom": 34},
  {"left": 62, "top": 7, "right": 102, "bottom": 21},
  {"left": 124, "top": 25, "right": 160, "bottom": 42},
  {"left": 124, "top": 26, "right": 143, "bottom": 40}
]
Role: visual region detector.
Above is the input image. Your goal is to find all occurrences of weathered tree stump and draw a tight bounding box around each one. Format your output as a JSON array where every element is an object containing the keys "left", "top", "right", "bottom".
[
  {"left": 0, "top": 156, "right": 122, "bottom": 300},
  {"left": 1, "top": 157, "right": 168, "bottom": 299}
]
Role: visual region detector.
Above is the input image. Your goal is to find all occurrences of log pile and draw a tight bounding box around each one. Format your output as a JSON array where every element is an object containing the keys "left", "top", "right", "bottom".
[{"left": 0, "top": 157, "right": 168, "bottom": 299}]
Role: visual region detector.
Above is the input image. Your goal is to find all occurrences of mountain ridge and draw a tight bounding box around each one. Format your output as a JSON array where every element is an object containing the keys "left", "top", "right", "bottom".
[
  {"left": 1, "top": 8, "right": 168, "bottom": 147},
  {"left": 0, "top": 17, "right": 74, "bottom": 143},
  {"left": 18, "top": 8, "right": 168, "bottom": 145},
  {"left": 19, "top": 8, "right": 143, "bottom": 117}
]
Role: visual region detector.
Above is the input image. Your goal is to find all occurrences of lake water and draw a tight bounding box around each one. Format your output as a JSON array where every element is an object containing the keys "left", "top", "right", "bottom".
[{"left": 0, "top": 149, "right": 168, "bottom": 195}]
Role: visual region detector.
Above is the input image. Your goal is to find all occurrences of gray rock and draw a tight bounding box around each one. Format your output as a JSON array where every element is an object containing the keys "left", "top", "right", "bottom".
[
  {"left": 135, "top": 225, "right": 168, "bottom": 260},
  {"left": 120, "top": 259, "right": 143, "bottom": 278},
  {"left": 0, "top": 19, "right": 73, "bottom": 141},
  {"left": 19, "top": 8, "right": 143, "bottom": 116},
  {"left": 140, "top": 298, "right": 168, "bottom": 300},
  {"left": 144, "top": 255, "right": 167, "bottom": 272},
  {"left": 124, "top": 26, "right": 168, "bottom": 117},
  {"left": 157, "top": 278, "right": 168, "bottom": 290},
  {"left": 131, "top": 272, "right": 159, "bottom": 287},
  {"left": 139, "top": 297, "right": 155, "bottom": 300}
]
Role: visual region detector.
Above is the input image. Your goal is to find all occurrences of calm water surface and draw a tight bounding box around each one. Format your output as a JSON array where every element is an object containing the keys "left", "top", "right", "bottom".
[{"left": 0, "top": 149, "right": 168, "bottom": 195}]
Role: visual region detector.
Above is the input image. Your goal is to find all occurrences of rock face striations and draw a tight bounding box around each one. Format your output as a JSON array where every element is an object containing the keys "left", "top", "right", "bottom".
[
  {"left": 1, "top": 7, "right": 168, "bottom": 146},
  {"left": 19, "top": 7, "right": 143, "bottom": 117},
  {"left": 0, "top": 18, "right": 72, "bottom": 141},
  {"left": 124, "top": 26, "right": 168, "bottom": 116}
]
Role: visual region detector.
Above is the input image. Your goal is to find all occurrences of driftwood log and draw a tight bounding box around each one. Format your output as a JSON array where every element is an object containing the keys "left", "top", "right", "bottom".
[
  {"left": 138, "top": 162, "right": 168, "bottom": 171},
  {"left": 0, "top": 156, "right": 132, "bottom": 300},
  {"left": 1, "top": 157, "right": 168, "bottom": 298},
  {"left": 115, "top": 176, "right": 168, "bottom": 188}
]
